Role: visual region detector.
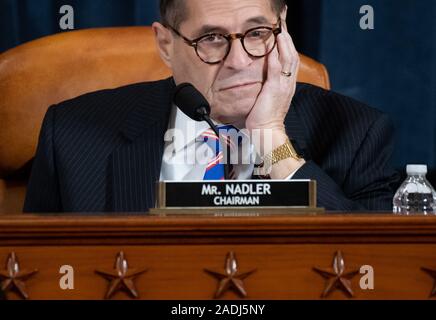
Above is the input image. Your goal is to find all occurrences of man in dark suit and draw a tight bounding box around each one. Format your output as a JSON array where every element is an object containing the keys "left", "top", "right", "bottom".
[{"left": 23, "top": 0, "right": 399, "bottom": 213}]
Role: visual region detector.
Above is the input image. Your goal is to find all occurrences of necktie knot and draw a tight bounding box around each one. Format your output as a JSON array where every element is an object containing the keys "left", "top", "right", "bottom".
[
  {"left": 201, "top": 125, "right": 240, "bottom": 180},
  {"left": 202, "top": 125, "right": 240, "bottom": 153}
]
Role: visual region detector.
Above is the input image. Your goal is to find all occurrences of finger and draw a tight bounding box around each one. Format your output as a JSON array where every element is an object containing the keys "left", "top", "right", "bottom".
[
  {"left": 277, "top": 27, "right": 299, "bottom": 76},
  {"left": 280, "top": 28, "right": 300, "bottom": 76},
  {"left": 287, "top": 33, "right": 300, "bottom": 77},
  {"left": 286, "top": 32, "right": 298, "bottom": 57},
  {"left": 285, "top": 34, "right": 299, "bottom": 76},
  {"left": 278, "top": 8, "right": 297, "bottom": 57},
  {"left": 276, "top": 15, "right": 298, "bottom": 75},
  {"left": 277, "top": 33, "right": 293, "bottom": 75},
  {"left": 266, "top": 46, "right": 282, "bottom": 84},
  {"left": 280, "top": 19, "right": 297, "bottom": 58},
  {"left": 280, "top": 7, "right": 288, "bottom": 31}
]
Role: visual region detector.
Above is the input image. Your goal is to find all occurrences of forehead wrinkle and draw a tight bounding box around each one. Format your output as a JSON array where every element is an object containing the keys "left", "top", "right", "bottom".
[
  {"left": 182, "top": 0, "right": 275, "bottom": 32},
  {"left": 190, "top": 17, "right": 276, "bottom": 38}
]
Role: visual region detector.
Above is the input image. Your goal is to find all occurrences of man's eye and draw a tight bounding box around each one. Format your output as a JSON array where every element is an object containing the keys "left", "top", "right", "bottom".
[
  {"left": 247, "top": 30, "right": 270, "bottom": 39},
  {"left": 201, "top": 35, "right": 223, "bottom": 43}
]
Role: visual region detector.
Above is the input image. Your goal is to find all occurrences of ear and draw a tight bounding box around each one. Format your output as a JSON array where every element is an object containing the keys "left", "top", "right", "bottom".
[{"left": 152, "top": 22, "right": 173, "bottom": 68}]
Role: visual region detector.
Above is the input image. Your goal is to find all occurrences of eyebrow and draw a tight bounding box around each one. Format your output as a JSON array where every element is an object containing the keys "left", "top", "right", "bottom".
[{"left": 192, "top": 16, "right": 273, "bottom": 38}]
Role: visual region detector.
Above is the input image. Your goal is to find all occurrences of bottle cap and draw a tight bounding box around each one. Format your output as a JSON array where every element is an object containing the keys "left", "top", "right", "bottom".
[{"left": 406, "top": 164, "right": 427, "bottom": 175}]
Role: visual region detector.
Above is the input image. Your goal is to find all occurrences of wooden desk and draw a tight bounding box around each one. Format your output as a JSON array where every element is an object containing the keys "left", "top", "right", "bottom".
[{"left": 1, "top": 213, "right": 436, "bottom": 300}]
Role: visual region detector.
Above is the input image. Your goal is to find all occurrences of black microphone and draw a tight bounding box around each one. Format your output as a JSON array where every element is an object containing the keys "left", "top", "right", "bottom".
[{"left": 173, "top": 83, "right": 231, "bottom": 180}]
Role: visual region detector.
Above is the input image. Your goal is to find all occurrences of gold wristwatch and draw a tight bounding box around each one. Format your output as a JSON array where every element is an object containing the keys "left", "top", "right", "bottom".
[{"left": 258, "top": 139, "right": 302, "bottom": 176}]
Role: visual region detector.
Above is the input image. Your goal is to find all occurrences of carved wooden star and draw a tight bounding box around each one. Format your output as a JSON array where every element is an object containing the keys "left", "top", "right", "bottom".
[
  {"left": 313, "top": 251, "right": 359, "bottom": 298},
  {"left": 0, "top": 252, "right": 38, "bottom": 300},
  {"left": 204, "top": 251, "right": 256, "bottom": 299},
  {"left": 421, "top": 267, "right": 436, "bottom": 297},
  {"left": 95, "top": 252, "right": 147, "bottom": 299}
]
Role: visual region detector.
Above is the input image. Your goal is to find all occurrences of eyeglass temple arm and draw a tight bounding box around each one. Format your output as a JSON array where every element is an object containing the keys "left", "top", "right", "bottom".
[{"left": 166, "top": 24, "right": 197, "bottom": 47}]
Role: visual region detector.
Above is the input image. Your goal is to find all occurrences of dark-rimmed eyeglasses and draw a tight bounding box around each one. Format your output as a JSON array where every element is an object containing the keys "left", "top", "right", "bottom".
[{"left": 165, "top": 19, "right": 282, "bottom": 65}]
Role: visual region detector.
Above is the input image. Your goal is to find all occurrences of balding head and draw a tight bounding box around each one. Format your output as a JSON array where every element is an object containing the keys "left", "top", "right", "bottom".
[{"left": 160, "top": 0, "right": 286, "bottom": 29}]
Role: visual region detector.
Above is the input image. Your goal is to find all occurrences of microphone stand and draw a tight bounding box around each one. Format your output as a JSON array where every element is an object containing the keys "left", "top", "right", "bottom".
[{"left": 197, "top": 107, "right": 231, "bottom": 180}]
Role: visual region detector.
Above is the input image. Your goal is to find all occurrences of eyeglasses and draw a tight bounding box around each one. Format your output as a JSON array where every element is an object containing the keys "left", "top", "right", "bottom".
[{"left": 166, "top": 19, "right": 282, "bottom": 65}]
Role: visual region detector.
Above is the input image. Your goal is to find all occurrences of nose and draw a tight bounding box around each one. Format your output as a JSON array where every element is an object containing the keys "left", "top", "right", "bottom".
[{"left": 223, "top": 38, "right": 252, "bottom": 69}]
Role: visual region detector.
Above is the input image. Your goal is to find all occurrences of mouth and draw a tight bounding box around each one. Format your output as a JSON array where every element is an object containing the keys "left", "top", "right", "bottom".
[{"left": 219, "top": 81, "right": 260, "bottom": 91}]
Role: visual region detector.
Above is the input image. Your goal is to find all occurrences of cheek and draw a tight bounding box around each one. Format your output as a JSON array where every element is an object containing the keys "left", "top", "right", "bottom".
[{"left": 171, "top": 48, "right": 218, "bottom": 97}]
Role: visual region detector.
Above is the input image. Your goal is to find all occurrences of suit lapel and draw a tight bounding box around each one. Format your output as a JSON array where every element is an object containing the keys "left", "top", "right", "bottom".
[{"left": 111, "top": 78, "right": 175, "bottom": 212}]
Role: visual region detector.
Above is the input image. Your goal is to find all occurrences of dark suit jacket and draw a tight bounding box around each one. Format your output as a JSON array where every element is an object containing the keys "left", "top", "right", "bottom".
[{"left": 23, "top": 78, "right": 400, "bottom": 213}]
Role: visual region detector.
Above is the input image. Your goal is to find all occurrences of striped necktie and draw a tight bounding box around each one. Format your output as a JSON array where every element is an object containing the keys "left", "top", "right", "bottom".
[{"left": 202, "top": 125, "right": 239, "bottom": 180}]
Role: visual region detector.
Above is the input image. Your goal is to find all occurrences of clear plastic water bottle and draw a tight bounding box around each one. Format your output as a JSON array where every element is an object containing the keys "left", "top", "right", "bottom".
[{"left": 393, "top": 164, "right": 436, "bottom": 215}]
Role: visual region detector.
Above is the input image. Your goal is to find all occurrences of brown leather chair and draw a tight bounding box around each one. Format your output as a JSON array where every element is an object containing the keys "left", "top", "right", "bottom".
[{"left": 0, "top": 26, "right": 330, "bottom": 214}]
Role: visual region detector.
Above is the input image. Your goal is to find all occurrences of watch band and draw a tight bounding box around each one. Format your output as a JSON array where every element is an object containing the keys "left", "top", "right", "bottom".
[
  {"left": 258, "top": 139, "right": 302, "bottom": 176},
  {"left": 266, "top": 139, "right": 302, "bottom": 165}
]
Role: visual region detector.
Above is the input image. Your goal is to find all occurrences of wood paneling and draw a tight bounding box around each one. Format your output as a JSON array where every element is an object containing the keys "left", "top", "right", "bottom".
[{"left": 0, "top": 214, "right": 436, "bottom": 300}]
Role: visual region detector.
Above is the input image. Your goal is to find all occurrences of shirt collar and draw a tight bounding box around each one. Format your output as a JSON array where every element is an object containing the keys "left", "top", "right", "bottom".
[
  {"left": 169, "top": 104, "right": 211, "bottom": 153},
  {"left": 168, "top": 104, "right": 250, "bottom": 153}
]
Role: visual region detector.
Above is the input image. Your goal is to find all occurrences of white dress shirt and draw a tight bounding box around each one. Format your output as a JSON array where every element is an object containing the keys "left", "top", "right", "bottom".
[{"left": 160, "top": 105, "right": 296, "bottom": 181}]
